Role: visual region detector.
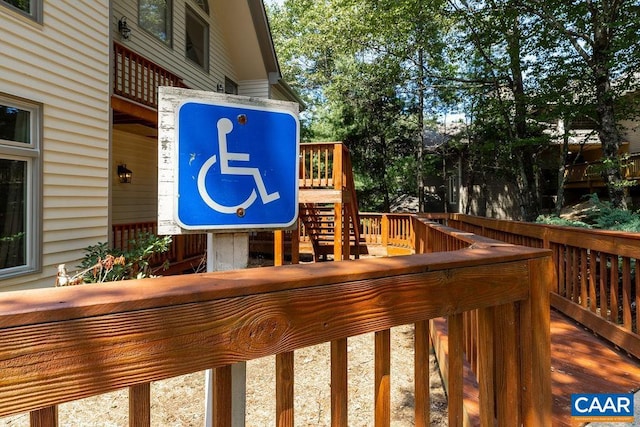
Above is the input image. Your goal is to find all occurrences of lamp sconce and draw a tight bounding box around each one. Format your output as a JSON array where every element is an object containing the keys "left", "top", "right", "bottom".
[
  {"left": 118, "top": 16, "right": 131, "bottom": 40},
  {"left": 216, "top": 83, "right": 224, "bottom": 93},
  {"left": 117, "top": 164, "right": 133, "bottom": 184}
]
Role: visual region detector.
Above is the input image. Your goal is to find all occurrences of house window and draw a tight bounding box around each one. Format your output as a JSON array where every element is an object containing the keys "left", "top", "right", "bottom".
[
  {"left": 185, "top": 5, "right": 208, "bottom": 71},
  {"left": 0, "top": 95, "right": 41, "bottom": 278},
  {"left": 139, "top": 0, "right": 172, "bottom": 45},
  {"left": 191, "top": 0, "right": 208, "bottom": 14},
  {"left": 225, "top": 77, "right": 238, "bottom": 95},
  {"left": 1, "top": 0, "right": 42, "bottom": 22},
  {"left": 448, "top": 174, "right": 459, "bottom": 205}
]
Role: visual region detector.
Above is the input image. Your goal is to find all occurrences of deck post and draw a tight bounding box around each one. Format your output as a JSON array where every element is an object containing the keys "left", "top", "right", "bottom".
[
  {"left": 205, "top": 233, "right": 249, "bottom": 427},
  {"left": 520, "top": 256, "right": 553, "bottom": 426}
]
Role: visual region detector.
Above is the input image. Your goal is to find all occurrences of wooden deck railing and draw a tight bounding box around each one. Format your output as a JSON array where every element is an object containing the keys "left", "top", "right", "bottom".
[
  {"left": 359, "top": 213, "right": 414, "bottom": 254},
  {"left": 299, "top": 142, "right": 337, "bottom": 188},
  {"left": 565, "top": 153, "right": 640, "bottom": 185},
  {"left": 113, "top": 42, "right": 187, "bottom": 109},
  {"left": 422, "top": 212, "right": 640, "bottom": 359},
  {"left": 112, "top": 222, "right": 206, "bottom": 274},
  {"left": 0, "top": 223, "right": 552, "bottom": 426}
]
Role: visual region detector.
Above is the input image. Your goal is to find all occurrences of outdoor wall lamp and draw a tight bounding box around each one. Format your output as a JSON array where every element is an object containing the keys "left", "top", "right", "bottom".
[
  {"left": 117, "top": 164, "right": 133, "bottom": 183},
  {"left": 118, "top": 16, "right": 131, "bottom": 39}
]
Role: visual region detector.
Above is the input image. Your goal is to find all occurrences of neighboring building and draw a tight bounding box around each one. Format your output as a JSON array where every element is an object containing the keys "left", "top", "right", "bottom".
[{"left": 0, "top": 0, "right": 302, "bottom": 291}]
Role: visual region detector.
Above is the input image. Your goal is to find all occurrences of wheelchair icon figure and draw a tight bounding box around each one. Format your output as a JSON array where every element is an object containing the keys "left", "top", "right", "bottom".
[{"left": 197, "top": 117, "right": 280, "bottom": 214}]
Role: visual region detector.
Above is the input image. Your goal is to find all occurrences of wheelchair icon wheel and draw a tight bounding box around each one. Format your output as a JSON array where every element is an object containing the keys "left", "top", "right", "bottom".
[{"left": 197, "top": 154, "right": 258, "bottom": 214}]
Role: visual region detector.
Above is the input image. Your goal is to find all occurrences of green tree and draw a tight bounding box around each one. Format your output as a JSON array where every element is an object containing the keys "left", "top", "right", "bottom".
[{"left": 520, "top": 0, "right": 640, "bottom": 208}]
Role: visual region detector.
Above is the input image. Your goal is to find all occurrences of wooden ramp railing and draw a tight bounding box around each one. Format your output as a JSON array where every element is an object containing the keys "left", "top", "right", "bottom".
[
  {"left": 0, "top": 229, "right": 552, "bottom": 426},
  {"left": 422, "top": 212, "right": 640, "bottom": 360}
]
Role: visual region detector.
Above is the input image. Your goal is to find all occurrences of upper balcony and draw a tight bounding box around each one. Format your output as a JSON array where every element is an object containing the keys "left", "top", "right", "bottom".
[
  {"left": 564, "top": 153, "right": 640, "bottom": 188},
  {"left": 111, "top": 42, "right": 187, "bottom": 126}
]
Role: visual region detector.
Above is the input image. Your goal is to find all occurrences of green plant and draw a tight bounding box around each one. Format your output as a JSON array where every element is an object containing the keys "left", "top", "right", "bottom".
[
  {"left": 585, "top": 194, "right": 640, "bottom": 232},
  {"left": 535, "top": 215, "right": 592, "bottom": 229},
  {"left": 77, "top": 233, "right": 172, "bottom": 283}
]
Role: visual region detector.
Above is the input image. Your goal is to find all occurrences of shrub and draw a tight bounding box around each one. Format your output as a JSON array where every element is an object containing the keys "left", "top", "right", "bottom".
[{"left": 75, "top": 233, "right": 172, "bottom": 284}]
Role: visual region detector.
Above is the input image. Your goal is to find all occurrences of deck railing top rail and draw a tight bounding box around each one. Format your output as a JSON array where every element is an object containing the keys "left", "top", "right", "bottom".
[{"left": 0, "top": 239, "right": 551, "bottom": 425}]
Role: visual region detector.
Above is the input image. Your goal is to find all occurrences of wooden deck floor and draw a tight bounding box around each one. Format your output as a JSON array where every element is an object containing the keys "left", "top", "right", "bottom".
[
  {"left": 431, "top": 309, "right": 640, "bottom": 426},
  {"left": 550, "top": 309, "right": 640, "bottom": 426}
]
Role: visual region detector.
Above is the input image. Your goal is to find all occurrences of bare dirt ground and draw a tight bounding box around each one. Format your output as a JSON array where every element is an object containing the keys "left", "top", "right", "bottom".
[{"left": 1, "top": 253, "right": 449, "bottom": 426}]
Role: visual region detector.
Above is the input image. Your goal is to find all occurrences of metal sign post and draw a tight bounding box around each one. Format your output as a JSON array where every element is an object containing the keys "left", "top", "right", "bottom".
[{"left": 157, "top": 87, "right": 299, "bottom": 427}]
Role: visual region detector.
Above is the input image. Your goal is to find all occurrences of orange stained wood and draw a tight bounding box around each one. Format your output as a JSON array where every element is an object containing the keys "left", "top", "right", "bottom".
[
  {"left": 0, "top": 246, "right": 550, "bottom": 422},
  {"left": 431, "top": 309, "right": 640, "bottom": 427},
  {"left": 550, "top": 310, "right": 640, "bottom": 426}
]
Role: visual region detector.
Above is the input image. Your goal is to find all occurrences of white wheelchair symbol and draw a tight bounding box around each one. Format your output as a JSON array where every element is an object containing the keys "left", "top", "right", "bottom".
[{"left": 197, "top": 117, "right": 280, "bottom": 214}]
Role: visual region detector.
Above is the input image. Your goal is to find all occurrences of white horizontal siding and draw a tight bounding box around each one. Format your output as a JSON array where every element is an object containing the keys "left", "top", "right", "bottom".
[{"left": 0, "top": 0, "right": 110, "bottom": 291}]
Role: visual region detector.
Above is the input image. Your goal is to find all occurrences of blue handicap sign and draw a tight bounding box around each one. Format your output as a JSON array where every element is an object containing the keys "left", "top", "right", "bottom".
[{"left": 175, "top": 100, "right": 299, "bottom": 230}]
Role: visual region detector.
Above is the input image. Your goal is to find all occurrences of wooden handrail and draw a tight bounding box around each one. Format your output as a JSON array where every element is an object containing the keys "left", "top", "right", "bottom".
[
  {"left": 0, "top": 235, "right": 552, "bottom": 426},
  {"left": 421, "top": 212, "right": 640, "bottom": 359}
]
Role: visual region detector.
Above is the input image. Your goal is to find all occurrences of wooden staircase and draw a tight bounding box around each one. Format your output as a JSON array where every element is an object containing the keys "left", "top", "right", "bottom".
[{"left": 298, "top": 142, "right": 367, "bottom": 261}]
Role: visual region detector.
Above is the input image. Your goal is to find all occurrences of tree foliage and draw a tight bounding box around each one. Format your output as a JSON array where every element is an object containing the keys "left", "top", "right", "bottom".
[{"left": 267, "top": 0, "right": 640, "bottom": 215}]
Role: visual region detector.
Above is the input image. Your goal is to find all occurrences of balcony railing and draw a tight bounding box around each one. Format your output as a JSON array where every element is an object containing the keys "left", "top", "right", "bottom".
[
  {"left": 0, "top": 219, "right": 552, "bottom": 426},
  {"left": 564, "top": 153, "right": 640, "bottom": 185},
  {"left": 113, "top": 42, "right": 187, "bottom": 109},
  {"left": 424, "top": 212, "right": 640, "bottom": 360}
]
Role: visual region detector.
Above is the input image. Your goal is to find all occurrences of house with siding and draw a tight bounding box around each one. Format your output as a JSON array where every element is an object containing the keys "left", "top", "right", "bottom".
[{"left": 0, "top": 0, "right": 301, "bottom": 291}]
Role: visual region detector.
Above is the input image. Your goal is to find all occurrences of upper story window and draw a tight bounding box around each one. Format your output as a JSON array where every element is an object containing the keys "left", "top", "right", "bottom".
[
  {"left": 225, "top": 77, "right": 238, "bottom": 95},
  {"left": 192, "top": 0, "right": 208, "bottom": 14},
  {"left": 185, "top": 5, "right": 209, "bottom": 71},
  {"left": 1, "top": 0, "right": 42, "bottom": 22},
  {"left": 139, "top": 0, "right": 172, "bottom": 45},
  {"left": 0, "top": 94, "right": 41, "bottom": 279}
]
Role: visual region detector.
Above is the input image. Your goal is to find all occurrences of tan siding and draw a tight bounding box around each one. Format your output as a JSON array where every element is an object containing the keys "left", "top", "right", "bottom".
[
  {"left": 0, "top": 0, "right": 110, "bottom": 290},
  {"left": 112, "top": 129, "right": 158, "bottom": 224},
  {"left": 238, "top": 79, "right": 270, "bottom": 98}
]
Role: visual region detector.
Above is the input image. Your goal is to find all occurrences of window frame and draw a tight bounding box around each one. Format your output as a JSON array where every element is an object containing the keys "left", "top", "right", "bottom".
[
  {"left": 138, "top": 0, "right": 173, "bottom": 46},
  {"left": 0, "top": 0, "right": 42, "bottom": 23},
  {"left": 185, "top": 4, "right": 209, "bottom": 72},
  {"left": 0, "top": 95, "right": 42, "bottom": 279}
]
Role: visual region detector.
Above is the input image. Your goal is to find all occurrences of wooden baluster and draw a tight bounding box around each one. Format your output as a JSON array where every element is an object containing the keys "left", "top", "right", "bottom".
[
  {"left": 414, "top": 320, "right": 430, "bottom": 427},
  {"left": 374, "top": 330, "right": 390, "bottom": 427},
  {"left": 611, "top": 254, "right": 619, "bottom": 323},
  {"left": 622, "top": 257, "right": 632, "bottom": 329},
  {"left": 600, "top": 253, "right": 609, "bottom": 320},
  {"left": 589, "top": 250, "right": 598, "bottom": 312},
  {"left": 211, "top": 365, "right": 232, "bottom": 427},
  {"left": 494, "top": 304, "right": 520, "bottom": 425},
  {"left": 30, "top": 406, "right": 57, "bottom": 427},
  {"left": 276, "top": 352, "right": 294, "bottom": 427},
  {"left": 580, "top": 249, "right": 588, "bottom": 307},
  {"left": 448, "top": 313, "right": 464, "bottom": 427},
  {"left": 331, "top": 338, "right": 348, "bottom": 427},
  {"left": 477, "top": 307, "right": 495, "bottom": 427},
  {"left": 274, "top": 230, "right": 285, "bottom": 266},
  {"left": 129, "top": 383, "right": 151, "bottom": 427}
]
